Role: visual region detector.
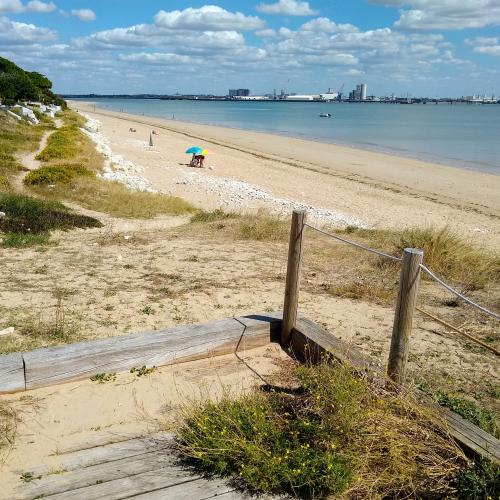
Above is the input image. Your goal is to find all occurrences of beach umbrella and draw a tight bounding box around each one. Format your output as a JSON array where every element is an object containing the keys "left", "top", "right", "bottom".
[
  {"left": 149, "top": 133, "right": 154, "bottom": 147},
  {"left": 201, "top": 149, "right": 209, "bottom": 155},
  {"left": 185, "top": 146, "right": 202, "bottom": 154}
]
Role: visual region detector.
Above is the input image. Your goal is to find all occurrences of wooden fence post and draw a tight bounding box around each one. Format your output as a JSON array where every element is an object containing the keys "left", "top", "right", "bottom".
[
  {"left": 387, "top": 247, "right": 424, "bottom": 385},
  {"left": 282, "top": 210, "right": 307, "bottom": 346}
]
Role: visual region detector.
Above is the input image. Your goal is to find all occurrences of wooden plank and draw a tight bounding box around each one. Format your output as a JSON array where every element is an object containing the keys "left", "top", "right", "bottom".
[
  {"left": 127, "top": 479, "right": 238, "bottom": 500},
  {"left": 291, "top": 317, "right": 384, "bottom": 378},
  {"left": 0, "top": 352, "right": 25, "bottom": 394},
  {"left": 22, "top": 313, "right": 280, "bottom": 390},
  {"left": 17, "top": 450, "right": 177, "bottom": 499},
  {"left": 291, "top": 317, "right": 500, "bottom": 465},
  {"left": 443, "top": 410, "right": 500, "bottom": 464},
  {"left": 40, "top": 467, "right": 228, "bottom": 500},
  {"left": 16, "top": 433, "right": 174, "bottom": 477}
]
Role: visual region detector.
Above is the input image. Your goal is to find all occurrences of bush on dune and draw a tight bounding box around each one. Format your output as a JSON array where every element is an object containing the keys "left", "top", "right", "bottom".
[
  {"left": 0, "top": 193, "right": 102, "bottom": 247},
  {"left": 24, "top": 164, "right": 94, "bottom": 186},
  {"left": 177, "top": 361, "right": 467, "bottom": 499}
]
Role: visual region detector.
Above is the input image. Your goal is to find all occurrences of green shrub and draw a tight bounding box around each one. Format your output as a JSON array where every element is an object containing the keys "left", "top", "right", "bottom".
[
  {"left": 177, "top": 362, "right": 465, "bottom": 498},
  {"left": 24, "top": 164, "right": 93, "bottom": 186},
  {"left": 456, "top": 458, "right": 500, "bottom": 499},
  {"left": 436, "top": 392, "right": 499, "bottom": 439},
  {"left": 0, "top": 192, "right": 102, "bottom": 234},
  {"left": 1, "top": 232, "right": 51, "bottom": 248}
]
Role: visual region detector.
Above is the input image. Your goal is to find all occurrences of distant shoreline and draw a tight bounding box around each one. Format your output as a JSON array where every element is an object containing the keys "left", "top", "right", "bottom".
[
  {"left": 70, "top": 101, "right": 500, "bottom": 228},
  {"left": 72, "top": 98, "right": 500, "bottom": 175}
]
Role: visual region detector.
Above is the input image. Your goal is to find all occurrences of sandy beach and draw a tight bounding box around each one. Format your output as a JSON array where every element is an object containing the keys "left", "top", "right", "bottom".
[{"left": 71, "top": 100, "right": 499, "bottom": 248}]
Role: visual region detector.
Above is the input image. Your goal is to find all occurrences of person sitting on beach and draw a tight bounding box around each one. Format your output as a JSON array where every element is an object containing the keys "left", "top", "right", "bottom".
[{"left": 195, "top": 154, "right": 205, "bottom": 168}]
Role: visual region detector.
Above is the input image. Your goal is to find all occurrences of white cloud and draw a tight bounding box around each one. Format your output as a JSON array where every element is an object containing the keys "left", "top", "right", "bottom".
[
  {"left": 154, "top": 5, "right": 264, "bottom": 31},
  {"left": 119, "top": 52, "right": 195, "bottom": 65},
  {"left": 255, "top": 28, "right": 277, "bottom": 37},
  {"left": 466, "top": 36, "right": 500, "bottom": 56},
  {"left": 256, "top": 0, "right": 318, "bottom": 16},
  {"left": 0, "top": 0, "right": 23, "bottom": 14},
  {"left": 0, "top": 15, "right": 57, "bottom": 44},
  {"left": 371, "top": 0, "right": 500, "bottom": 30},
  {"left": 26, "top": 0, "right": 55, "bottom": 13},
  {"left": 0, "top": 0, "right": 55, "bottom": 14},
  {"left": 71, "top": 8, "right": 95, "bottom": 21}
]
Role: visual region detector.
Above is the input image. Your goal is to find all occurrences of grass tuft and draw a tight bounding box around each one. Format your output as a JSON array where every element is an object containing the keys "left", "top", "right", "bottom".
[
  {"left": 34, "top": 177, "right": 196, "bottom": 218},
  {"left": 341, "top": 226, "right": 499, "bottom": 289},
  {"left": 0, "top": 192, "right": 102, "bottom": 236},
  {"left": 190, "top": 209, "right": 239, "bottom": 224},
  {"left": 24, "top": 164, "right": 93, "bottom": 186},
  {"left": 237, "top": 211, "right": 289, "bottom": 242},
  {"left": 177, "top": 361, "right": 466, "bottom": 498}
]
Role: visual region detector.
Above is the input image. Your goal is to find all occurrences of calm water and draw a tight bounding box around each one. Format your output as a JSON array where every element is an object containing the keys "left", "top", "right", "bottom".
[{"left": 79, "top": 98, "right": 500, "bottom": 174}]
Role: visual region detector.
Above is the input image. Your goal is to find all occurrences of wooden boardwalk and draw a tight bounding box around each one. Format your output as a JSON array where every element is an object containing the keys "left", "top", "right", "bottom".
[{"left": 15, "top": 433, "right": 275, "bottom": 499}]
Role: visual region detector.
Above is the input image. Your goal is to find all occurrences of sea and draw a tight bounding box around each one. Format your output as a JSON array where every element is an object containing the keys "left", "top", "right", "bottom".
[{"left": 79, "top": 98, "right": 500, "bottom": 175}]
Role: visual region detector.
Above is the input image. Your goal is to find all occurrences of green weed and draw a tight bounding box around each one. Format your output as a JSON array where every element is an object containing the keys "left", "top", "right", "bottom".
[{"left": 90, "top": 372, "right": 116, "bottom": 383}]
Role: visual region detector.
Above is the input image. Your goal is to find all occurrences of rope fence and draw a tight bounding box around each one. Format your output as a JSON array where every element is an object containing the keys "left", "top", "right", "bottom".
[
  {"left": 304, "top": 223, "right": 402, "bottom": 262},
  {"left": 282, "top": 212, "right": 499, "bottom": 386},
  {"left": 304, "top": 222, "right": 499, "bottom": 321}
]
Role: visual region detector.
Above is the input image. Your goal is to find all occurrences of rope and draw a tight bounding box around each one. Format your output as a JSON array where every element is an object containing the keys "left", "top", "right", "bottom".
[
  {"left": 417, "top": 307, "right": 499, "bottom": 357},
  {"left": 304, "top": 224, "right": 402, "bottom": 262},
  {"left": 419, "top": 265, "right": 500, "bottom": 321}
]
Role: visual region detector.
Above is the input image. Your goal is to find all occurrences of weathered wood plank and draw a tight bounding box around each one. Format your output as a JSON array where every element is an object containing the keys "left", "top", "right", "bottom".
[
  {"left": 292, "top": 317, "right": 500, "bottom": 465},
  {"left": 127, "top": 479, "right": 238, "bottom": 500},
  {"left": 0, "top": 352, "right": 25, "bottom": 394},
  {"left": 17, "top": 450, "right": 177, "bottom": 499},
  {"left": 22, "top": 313, "right": 280, "bottom": 390},
  {"left": 443, "top": 410, "right": 500, "bottom": 464},
  {"left": 16, "top": 433, "right": 174, "bottom": 477},
  {"left": 40, "top": 467, "right": 229, "bottom": 500},
  {"left": 291, "top": 317, "right": 384, "bottom": 377}
]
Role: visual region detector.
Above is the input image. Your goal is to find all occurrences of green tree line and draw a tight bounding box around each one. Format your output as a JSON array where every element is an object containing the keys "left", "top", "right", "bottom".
[{"left": 0, "top": 56, "right": 65, "bottom": 107}]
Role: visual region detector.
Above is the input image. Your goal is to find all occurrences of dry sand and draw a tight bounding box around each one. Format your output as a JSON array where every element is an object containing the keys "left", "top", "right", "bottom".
[{"left": 72, "top": 101, "right": 500, "bottom": 248}]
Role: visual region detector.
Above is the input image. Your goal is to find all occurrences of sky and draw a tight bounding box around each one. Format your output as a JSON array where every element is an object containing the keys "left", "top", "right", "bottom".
[{"left": 1, "top": 0, "right": 499, "bottom": 96}]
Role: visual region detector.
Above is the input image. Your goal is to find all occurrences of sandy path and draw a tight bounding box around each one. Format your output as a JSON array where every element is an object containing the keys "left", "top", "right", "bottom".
[
  {"left": 72, "top": 102, "right": 500, "bottom": 249},
  {"left": 14, "top": 118, "right": 62, "bottom": 191}
]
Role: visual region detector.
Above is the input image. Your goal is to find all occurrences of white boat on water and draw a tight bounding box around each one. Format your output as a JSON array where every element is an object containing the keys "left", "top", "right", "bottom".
[{"left": 319, "top": 113, "right": 332, "bottom": 118}]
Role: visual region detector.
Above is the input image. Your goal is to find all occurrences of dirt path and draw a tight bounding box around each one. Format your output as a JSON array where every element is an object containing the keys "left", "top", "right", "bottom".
[{"left": 13, "top": 118, "right": 62, "bottom": 191}]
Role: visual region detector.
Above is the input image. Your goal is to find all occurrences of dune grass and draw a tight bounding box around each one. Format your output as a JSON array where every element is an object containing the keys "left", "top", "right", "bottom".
[
  {"left": 35, "top": 177, "right": 195, "bottom": 218},
  {"left": 0, "top": 192, "right": 102, "bottom": 247},
  {"left": 24, "top": 163, "right": 94, "bottom": 186},
  {"left": 190, "top": 209, "right": 289, "bottom": 242},
  {"left": 339, "top": 225, "right": 500, "bottom": 290},
  {"left": 177, "top": 360, "right": 466, "bottom": 499},
  {"left": 24, "top": 109, "right": 196, "bottom": 218},
  {"left": 0, "top": 110, "right": 53, "bottom": 188}
]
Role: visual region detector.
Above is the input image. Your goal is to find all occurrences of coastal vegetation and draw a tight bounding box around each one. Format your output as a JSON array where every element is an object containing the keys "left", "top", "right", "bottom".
[
  {"left": 0, "top": 56, "right": 65, "bottom": 107},
  {"left": 177, "top": 359, "right": 479, "bottom": 498},
  {"left": 23, "top": 109, "right": 195, "bottom": 218}
]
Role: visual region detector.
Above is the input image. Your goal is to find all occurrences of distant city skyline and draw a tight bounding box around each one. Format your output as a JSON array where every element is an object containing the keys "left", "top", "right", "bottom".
[{"left": 1, "top": 0, "right": 499, "bottom": 96}]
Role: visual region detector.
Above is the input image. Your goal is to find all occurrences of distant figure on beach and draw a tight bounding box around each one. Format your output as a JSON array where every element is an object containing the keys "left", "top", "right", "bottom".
[
  {"left": 195, "top": 154, "right": 205, "bottom": 168},
  {"left": 152, "top": 130, "right": 158, "bottom": 135},
  {"left": 189, "top": 154, "right": 205, "bottom": 168},
  {"left": 129, "top": 127, "right": 136, "bottom": 132}
]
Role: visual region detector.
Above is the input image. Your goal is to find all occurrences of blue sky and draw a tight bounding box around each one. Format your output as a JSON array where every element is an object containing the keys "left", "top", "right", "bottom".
[{"left": 1, "top": 0, "right": 499, "bottom": 96}]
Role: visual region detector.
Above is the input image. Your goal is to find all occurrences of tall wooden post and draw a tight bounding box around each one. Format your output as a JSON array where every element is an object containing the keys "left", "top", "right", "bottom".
[
  {"left": 387, "top": 247, "right": 424, "bottom": 385},
  {"left": 282, "top": 210, "right": 307, "bottom": 346}
]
